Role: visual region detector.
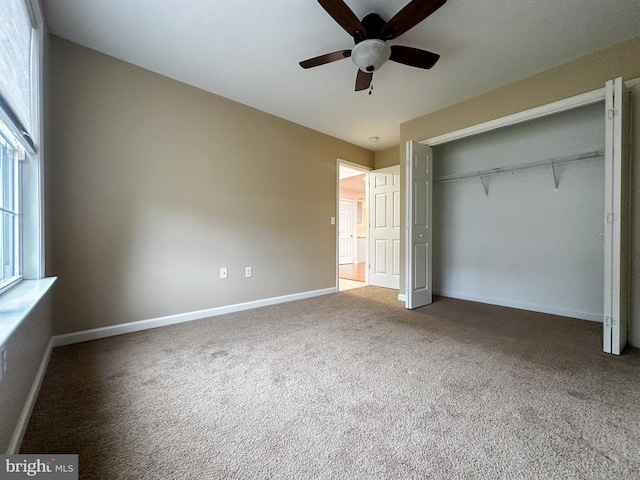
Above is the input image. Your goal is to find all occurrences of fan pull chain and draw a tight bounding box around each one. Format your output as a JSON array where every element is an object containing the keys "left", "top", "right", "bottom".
[{"left": 369, "top": 82, "right": 373, "bottom": 95}]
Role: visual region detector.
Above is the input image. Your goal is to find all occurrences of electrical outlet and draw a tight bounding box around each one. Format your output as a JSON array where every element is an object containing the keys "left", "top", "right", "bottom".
[
  {"left": 220, "top": 267, "right": 228, "bottom": 279},
  {"left": 245, "top": 267, "right": 252, "bottom": 278}
]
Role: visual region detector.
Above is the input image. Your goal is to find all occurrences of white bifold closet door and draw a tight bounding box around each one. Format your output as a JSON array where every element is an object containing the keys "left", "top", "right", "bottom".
[
  {"left": 603, "top": 77, "right": 630, "bottom": 355},
  {"left": 405, "top": 141, "right": 433, "bottom": 309}
]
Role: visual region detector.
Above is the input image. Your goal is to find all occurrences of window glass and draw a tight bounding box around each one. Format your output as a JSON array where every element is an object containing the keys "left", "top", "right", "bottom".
[{"left": 0, "top": 128, "right": 21, "bottom": 288}]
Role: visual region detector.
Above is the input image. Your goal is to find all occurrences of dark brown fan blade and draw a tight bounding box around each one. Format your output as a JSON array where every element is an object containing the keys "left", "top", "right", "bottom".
[
  {"left": 382, "top": 0, "right": 446, "bottom": 40},
  {"left": 299, "top": 50, "right": 352, "bottom": 69},
  {"left": 318, "top": 0, "right": 365, "bottom": 38},
  {"left": 390, "top": 45, "right": 440, "bottom": 69},
  {"left": 355, "top": 70, "right": 373, "bottom": 91}
]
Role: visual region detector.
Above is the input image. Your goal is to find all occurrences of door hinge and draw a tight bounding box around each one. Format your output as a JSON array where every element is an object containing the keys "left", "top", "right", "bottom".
[
  {"left": 604, "top": 316, "right": 615, "bottom": 328},
  {"left": 606, "top": 213, "right": 615, "bottom": 224},
  {"left": 607, "top": 109, "right": 618, "bottom": 119}
]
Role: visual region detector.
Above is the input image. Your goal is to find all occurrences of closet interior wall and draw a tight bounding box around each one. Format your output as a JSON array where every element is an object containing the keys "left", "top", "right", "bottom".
[{"left": 432, "top": 102, "right": 605, "bottom": 321}]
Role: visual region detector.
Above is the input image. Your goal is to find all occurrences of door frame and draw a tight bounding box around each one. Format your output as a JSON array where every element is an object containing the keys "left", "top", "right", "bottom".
[{"left": 336, "top": 159, "right": 371, "bottom": 289}]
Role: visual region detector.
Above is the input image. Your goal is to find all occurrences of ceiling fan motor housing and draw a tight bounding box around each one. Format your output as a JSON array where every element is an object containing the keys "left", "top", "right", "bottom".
[
  {"left": 351, "top": 39, "right": 391, "bottom": 72},
  {"left": 300, "top": 1, "right": 446, "bottom": 90}
]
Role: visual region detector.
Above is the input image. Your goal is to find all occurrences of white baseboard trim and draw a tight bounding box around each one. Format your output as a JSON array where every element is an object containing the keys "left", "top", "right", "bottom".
[
  {"left": 8, "top": 337, "right": 54, "bottom": 454},
  {"left": 52, "top": 287, "right": 337, "bottom": 347},
  {"left": 433, "top": 290, "right": 602, "bottom": 322},
  {"left": 397, "top": 294, "right": 406, "bottom": 302}
]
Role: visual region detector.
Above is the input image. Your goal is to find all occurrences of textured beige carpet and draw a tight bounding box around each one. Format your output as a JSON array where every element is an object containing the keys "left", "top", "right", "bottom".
[{"left": 21, "top": 287, "right": 640, "bottom": 479}]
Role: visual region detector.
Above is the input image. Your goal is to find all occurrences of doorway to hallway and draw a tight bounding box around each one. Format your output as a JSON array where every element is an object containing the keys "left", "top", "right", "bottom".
[
  {"left": 339, "top": 262, "right": 365, "bottom": 282},
  {"left": 338, "top": 162, "right": 368, "bottom": 289}
]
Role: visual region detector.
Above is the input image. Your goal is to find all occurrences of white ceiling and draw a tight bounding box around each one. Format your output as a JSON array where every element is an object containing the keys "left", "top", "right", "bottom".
[{"left": 43, "top": 0, "right": 640, "bottom": 151}]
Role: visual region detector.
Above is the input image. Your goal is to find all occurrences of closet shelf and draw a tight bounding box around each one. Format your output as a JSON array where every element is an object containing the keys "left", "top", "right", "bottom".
[{"left": 435, "top": 150, "right": 604, "bottom": 195}]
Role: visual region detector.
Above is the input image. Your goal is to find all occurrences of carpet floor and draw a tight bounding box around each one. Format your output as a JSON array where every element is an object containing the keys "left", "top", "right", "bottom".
[{"left": 21, "top": 287, "right": 640, "bottom": 479}]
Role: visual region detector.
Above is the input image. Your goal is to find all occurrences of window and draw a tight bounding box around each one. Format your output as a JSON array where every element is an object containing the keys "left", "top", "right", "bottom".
[
  {"left": 0, "top": 0, "right": 43, "bottom": 294},
  {"left": 0, "top": 125, "right": 22, "bottom": 291}
]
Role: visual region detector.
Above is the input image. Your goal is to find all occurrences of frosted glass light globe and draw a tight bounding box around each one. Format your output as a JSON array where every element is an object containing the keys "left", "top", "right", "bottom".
[{"left": 351, "top": 39, "right": 391, "bottom": 73}]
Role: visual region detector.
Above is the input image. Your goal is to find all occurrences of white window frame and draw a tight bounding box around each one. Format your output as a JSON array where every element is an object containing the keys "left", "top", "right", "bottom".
[
  {"left": 0, "top": 0, "right": 45, "bottom": 295},
  {"left": 0, "top": 127, "right": 24, "bottom": 293}
]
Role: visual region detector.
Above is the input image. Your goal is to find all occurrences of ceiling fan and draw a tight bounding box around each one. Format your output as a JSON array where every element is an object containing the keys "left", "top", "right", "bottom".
[{"left": 300, "top": 0, "right": 446, "bottom": 92}]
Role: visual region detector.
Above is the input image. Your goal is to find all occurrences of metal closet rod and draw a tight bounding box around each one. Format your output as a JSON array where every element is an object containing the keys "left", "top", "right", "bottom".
[{"left": 435, "top": 150, "right": 605, "bottom": 184}]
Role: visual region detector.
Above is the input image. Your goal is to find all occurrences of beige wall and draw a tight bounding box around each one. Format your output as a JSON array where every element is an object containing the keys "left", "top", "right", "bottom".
[
  {"left": 399, "top": 35, "right": 640, "bottom": 347},
  {"left": 374, "top": 146, "right": 400, "bottom": 169},
  {"left": 48, "top": 36, "right": 374, "bottom": 335}
]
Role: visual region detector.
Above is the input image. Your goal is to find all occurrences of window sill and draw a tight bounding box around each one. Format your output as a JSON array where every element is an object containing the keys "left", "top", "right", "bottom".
[{"left": 0, "top": 277, "right": 56, "bottom": 346}]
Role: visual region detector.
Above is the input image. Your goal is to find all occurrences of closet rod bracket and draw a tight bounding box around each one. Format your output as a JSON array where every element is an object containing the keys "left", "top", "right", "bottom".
[
  {"left": 480, "top": 176, "right": 489, "bottom": 196},
  {"left": 551, "top": 163, "right": 559, "bottom": 191}
]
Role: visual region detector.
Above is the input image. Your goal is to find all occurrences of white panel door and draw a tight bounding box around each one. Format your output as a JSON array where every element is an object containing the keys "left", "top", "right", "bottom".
[
  {"left": 603, "top": 77, "right": 629, "bottom": 355},
  {"left": 368, "top": 165, "right": 401, "bottom": 289},
  {"left": 339, "top": 199, "right": 356, "bottom": 265},
  {"left": 406, "top": 141, "right": 433, "bottom": 309}
]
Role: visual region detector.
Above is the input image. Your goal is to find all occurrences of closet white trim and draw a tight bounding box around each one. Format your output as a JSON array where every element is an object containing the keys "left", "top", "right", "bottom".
[{"left": 422, "top": 88, "right": 605, "bottom": 147}]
